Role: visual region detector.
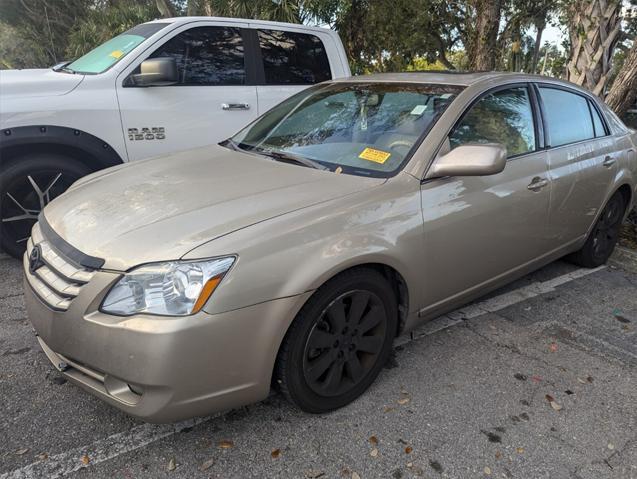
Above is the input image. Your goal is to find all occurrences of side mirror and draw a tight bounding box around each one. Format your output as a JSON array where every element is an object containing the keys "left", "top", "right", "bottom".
[
  {"left": 128, "top": 57, "right": 177, "bottom": 87},
  {"left": 425, "top": 143, "right": 507, "bottom": 179}
]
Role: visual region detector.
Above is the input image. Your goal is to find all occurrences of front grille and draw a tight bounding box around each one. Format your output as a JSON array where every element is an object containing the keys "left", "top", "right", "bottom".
[{"left": 24, "top": 222, "right": 96, "bottom": 311}]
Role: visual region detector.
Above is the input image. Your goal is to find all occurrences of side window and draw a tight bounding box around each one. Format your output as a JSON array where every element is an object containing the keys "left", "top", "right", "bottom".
[
  {"left": 149, "top": 26, "right": 245, "bottom": 85},
  {"left": 449, "top": 87, "right": 537, "bottom": 157},
  {"left": 257, "top": 30, "right": 331, "bottom": 85},
  {"left": 539, "top": 87, "right": 595, "bottom": 146},
  {"left": 589, "top": 100, "right": 607, "bottom": 137}
]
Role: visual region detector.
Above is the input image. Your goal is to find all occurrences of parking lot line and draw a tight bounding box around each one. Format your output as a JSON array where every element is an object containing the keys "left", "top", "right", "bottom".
[
  {"left": 0, "top": 417, "right": 215, "bottom": 479},
  {"left": 2, "top": 265, "right": 605, "bottom": 478}
]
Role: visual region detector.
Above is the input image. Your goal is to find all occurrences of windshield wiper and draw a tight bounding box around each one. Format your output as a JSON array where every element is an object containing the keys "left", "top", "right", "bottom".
[{"left": 257, "top": 148, "right": 329, "bottom": 171}]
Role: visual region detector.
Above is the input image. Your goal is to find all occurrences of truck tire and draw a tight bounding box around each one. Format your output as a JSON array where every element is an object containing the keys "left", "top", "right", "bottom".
[{"left": 1, "top": 154, "right": 90, "bottom": 258}]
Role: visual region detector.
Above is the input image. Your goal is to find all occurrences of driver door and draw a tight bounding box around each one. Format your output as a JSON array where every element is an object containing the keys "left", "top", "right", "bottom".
[
  {"left": 116, "top": 21, "right": 258, "bottom": 161},
  {"left": 419, "top": 84, "right": 551, "bottom": 315}
]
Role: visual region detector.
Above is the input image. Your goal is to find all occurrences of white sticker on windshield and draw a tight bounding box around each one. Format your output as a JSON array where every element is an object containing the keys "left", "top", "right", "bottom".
[{"left": 410, "top": 105, "right": 427, "bottom": 115}]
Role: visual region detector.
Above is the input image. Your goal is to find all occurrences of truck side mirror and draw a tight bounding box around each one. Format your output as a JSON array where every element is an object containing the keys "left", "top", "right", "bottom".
[{"left": 127, "top": 57, "right": 178, "bottom": 87}]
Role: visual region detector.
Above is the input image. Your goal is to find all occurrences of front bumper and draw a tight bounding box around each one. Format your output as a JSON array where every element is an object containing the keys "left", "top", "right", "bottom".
[{"left": 24, "top": 267, "right": 311, "bottom": 423}]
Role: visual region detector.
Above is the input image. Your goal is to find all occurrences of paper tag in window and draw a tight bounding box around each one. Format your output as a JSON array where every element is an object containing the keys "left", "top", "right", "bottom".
[
  {"left": 359, "top": 147, "right": 391, "bottom": 164},
  {"left": 109, "top": 50, "right": 124, "bottom": 59},
  {"left": 410, "top": 105, "right": 427, "bottom": 115}
]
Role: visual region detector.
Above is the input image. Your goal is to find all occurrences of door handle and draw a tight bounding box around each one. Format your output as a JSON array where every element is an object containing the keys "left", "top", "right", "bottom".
[
  {"left": 527, "top": 177, "right": 548, "bottom": 191},
  {"left": 222, "top": 103, "right": 250, "bottom": 111},
  {"left": 602, "top": 156, "right": 616, "bottom": 168}
]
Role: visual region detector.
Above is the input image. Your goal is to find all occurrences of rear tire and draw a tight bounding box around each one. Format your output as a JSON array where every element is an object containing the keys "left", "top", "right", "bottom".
[
  {"left": 567, "top": 191, "right": 626, "bottom": 268},
  {"left": 0, "top": 154, "right": 90, "bottom": 258},
  {"left": 275, "top": 268, "right": 397, "bottom": 413}
]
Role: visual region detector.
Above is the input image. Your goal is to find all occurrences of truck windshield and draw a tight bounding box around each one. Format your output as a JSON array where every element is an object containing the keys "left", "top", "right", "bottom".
[
  {"left": 65, "top": 23, "right": 169, "bottom": 74},
  {"left": 229, "top": 82, "right": 463, "bottom": 178}
]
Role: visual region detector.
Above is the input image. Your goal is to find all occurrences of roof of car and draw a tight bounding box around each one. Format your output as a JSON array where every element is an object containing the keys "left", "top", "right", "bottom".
[
  {"left": 147, "top": 16, "right": 335, "bottom": 34},
  {"left": 331, "top": 71, "right": 573, "bottom": 87}
]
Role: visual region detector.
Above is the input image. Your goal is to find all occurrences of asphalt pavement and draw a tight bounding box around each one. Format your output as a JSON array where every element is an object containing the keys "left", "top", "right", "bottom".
[{"left": 1, "top": 250, "right": 636, "bottom": 479}]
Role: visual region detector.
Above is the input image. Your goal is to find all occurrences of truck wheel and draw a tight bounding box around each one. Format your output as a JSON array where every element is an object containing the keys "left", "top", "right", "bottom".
[{"left": 1, "top": 154, "right": 90, "bottom": 258}]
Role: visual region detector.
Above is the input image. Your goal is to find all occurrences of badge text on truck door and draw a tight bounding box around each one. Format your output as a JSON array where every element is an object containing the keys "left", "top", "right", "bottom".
[{"left": 128, "top": 127, "right": 166, "bottom": 141}]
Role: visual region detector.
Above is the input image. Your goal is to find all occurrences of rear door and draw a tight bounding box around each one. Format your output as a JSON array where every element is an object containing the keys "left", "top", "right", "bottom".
[
  {"left": 117, "top": 21, "right": 258, "bottom": 160},
  {"left": 536, "top": 85, "right": 618, "bottom": 247},
  {"left": 248, "top": 27, "right": 334, "bottom": 115}
]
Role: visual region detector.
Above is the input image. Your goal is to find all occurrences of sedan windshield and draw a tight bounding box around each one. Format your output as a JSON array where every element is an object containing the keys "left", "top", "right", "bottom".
[
  {"left": 229, "top": 82, "right": 463, "bottom": 177},
  {"left": 65, "top": 23, "right": 168, "bottom": 74}
]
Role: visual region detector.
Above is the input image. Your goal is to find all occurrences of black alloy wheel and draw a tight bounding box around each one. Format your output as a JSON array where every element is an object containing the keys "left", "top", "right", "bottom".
[
  {"left": 1, "top": 155, "right": 89, "bottom": 258},
  {"left": 568, "top": 191, "right": 626, "bottom": 268},
  {"left": 303, "top": 290, "right": 387, "bottom": 397},
  {"left": 276, "top": 268, "right": 397, "bottom": 413}
]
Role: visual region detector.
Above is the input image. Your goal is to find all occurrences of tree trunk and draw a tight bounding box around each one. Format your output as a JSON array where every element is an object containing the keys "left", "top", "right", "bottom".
[
  {"left": 531, "top": 18, "right": 546, "bottom": 74},
  {"left": 467, "top": 0, "right": 503, "bottom": 71},
  {"left": 566, "top": 0, "right": 622, "bottom": 97},
  {"left": 605, "top": 39, "right": 637, "bottom": 118},
  {"left": 155, "top": 0, "right": 176, "bottom": 18}
]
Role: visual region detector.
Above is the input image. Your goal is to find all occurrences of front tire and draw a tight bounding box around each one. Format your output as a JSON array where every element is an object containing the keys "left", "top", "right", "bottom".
[
  {"left": 567, "top": 191, "right": 627, "bottom": 268},
  {"left": 0, "top": 154, "right": 90, "bottom": 258},
  {"left": 276, "top": 268, "right": 397, "bottom": 413}
]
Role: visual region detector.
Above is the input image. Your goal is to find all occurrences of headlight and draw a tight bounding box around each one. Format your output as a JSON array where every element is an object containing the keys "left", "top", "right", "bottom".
[{"left": 100, "top": 256, "right": 235, "bottom": 316}]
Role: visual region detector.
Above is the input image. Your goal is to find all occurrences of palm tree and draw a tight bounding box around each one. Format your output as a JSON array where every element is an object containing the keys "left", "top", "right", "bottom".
[{"left": 565, "top": 0, "right": 622, "bottom": 97}]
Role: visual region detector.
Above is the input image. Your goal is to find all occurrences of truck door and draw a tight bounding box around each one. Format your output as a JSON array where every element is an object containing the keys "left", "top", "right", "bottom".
[{"left": 117, "top": 21, "right": 257, "bottom": 161}]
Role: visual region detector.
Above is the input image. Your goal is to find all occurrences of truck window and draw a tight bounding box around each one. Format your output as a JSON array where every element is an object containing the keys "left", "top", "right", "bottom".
[
  {"left": 67, "top": 23, "right": 168, "bottom": 74},
  {"left": 257, "top": 30, "right": 332, "bottom": 85},
  {"left": 149, "top": 26, "right": 245, "bottom": 85}
]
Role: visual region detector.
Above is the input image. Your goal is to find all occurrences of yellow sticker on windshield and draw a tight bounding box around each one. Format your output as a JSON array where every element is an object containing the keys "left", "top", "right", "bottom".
[
  {"left": 359, "top": 147, "right": 391, "bottom": 164},
  {"left": 109, "top": 50, "right": 124, "bottom": 59}
]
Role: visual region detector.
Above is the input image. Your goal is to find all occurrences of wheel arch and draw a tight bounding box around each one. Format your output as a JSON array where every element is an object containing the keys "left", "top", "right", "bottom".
[{"left": 0, "top": 125, "right": 124, "bottom": 172}]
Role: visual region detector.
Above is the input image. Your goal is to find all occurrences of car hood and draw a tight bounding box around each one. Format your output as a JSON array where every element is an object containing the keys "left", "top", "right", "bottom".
[
  {"left": 42, "top": 145, "right": 384, "bottom": 271},
  {"left": 0, "top": 69, "right": 84, "bottom": 98}
]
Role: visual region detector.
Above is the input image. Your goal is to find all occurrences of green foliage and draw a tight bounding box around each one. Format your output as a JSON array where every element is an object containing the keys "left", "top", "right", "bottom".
[{"left": 65, "top": 3, "right": 159, "bottom": 59}]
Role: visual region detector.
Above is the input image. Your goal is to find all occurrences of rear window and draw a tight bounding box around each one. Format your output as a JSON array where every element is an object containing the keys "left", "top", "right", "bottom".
[
  {"left": 539, "top": 87, "right": 595, "bottom": 147},
  {"left": 257, "top": 30, "right": 332, "bottom": 85}
]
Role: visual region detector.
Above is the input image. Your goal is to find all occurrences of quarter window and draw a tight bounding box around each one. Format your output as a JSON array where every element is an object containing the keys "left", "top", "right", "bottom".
[
  {"left": 589, "top": 101, "right": 607, "bottom": 137},
  {"left": 257, "top": 30, "right": 331, "bottom": 85},
  {"left": 539, "top": 87, "right": 595, "bottom": 146},
  {"left": 149, "top": 26, "right": 245, "bottom": 85},
  {"left": 450, "top": 87, "right": 537, "bottom": 157}
]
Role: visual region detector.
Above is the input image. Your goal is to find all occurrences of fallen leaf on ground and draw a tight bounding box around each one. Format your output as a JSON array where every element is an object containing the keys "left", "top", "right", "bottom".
[
  {"left": 305, "top": 471, "right": 325, "bottom": 478},
  {"left": 218, "top": 440, "right": 234, "bottom": 449},
  {"left": 352, "top": 472, "right": 361, "bottom": 479},
  {"left": 531, "top": 375, "right": 542, "bottom": 383},
  {"left": 167, "top": 458, "right": 176, "bottom": 471},
  {"left": 384, "top": 406, "right": 395, "bottom": 413},
  {"left": 516, "top": 447, "right": 524, "bottom": 454},
  {"left": 370, "top": 448, "right": 378, "bottom": 457},
  {"left": 37, "top": 453, "right": 48, "bottom": 461},
  {"left": 549, "top": 342, "right": 558, "bottom": 352},
  {"left": 484, "top": 466, "right": 492, "bottom": 475},
  {"left": 271, "top": 449, "right": 281, "bottom": 459},
  {"left": 81, "top": 454, "right": 90, "bottom": 465},
  {"left": 405, "top": 446, "right": 413, "bottom": 454},
  {"left": 608, "top": 443, "right": 615, "bottom": 450},
  {"left": 15, "top": 448, "right": 29, "bottom": 456},
  {"left": 550, "top": 400, "right": 562, "bottom": 411},
  {"left": 199, "top": 458, "right": 215, "bottom": 471},
  {"left": 495, "top": 451, "right": 502, "bottom": 460},
  {"left": 369, "top": 436, "right": 378, "bottom": 445},
  {"left": 397, "top": 398, "right": 410, "bottom": 405},
  {"left": 545, "top": 394, "right": 555, "bottom": 402}
]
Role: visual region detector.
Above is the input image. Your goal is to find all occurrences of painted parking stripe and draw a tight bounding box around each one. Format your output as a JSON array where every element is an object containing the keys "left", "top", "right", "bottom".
[
  {"left": 0, "top": 416, "right": 215, "bottom": 479},
  {"left": 398, "top": 266, "right": 605, "bottom": 344},
  {"left": 2, "top": 266, "right": 605, "bottom": 478}
]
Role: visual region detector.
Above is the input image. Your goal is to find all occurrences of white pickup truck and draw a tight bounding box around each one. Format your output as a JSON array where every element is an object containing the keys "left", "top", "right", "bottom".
[{"left": 0, "top": 17, "right": 350, "bottom": 257}]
